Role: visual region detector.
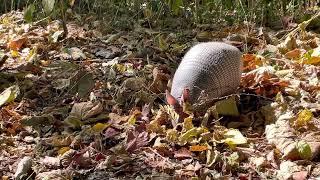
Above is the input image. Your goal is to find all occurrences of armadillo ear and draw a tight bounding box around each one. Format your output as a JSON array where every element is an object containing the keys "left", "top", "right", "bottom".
[
  {"left": 166, "top": 90, "right": 178, "bottom": 106},
  {"left": 181, "top": 88, "right": 190, "bottom": 103}
]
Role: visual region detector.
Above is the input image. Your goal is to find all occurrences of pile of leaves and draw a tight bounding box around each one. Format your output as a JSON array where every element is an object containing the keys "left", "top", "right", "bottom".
[{"left": 0, "top": 11, "right": 320, "bottom": 179}]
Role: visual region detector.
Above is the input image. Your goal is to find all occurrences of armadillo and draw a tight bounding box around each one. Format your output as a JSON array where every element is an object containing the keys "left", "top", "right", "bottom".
[{"left": 170, "top": 42, "right": 242, "bottom": 104}]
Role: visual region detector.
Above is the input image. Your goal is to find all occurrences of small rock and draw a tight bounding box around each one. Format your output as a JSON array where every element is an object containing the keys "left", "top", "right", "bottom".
[{"left": 23, "top": 136, "right": 35, "bottom": 143}]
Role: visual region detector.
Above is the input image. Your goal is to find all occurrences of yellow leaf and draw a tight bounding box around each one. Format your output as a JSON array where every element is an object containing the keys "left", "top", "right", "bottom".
[
  {"left": 196, "top": 31, "right": 212, "bottom": 41},
  {"left": 153, "top": 137, "right": 169, "bottom": 148},
  {"left": 58, "top": 147, "right": 71, "bottom": 155},
  {"left": 11, "top": 50, "right": 20, "bottom": 58},
  {"left": 183, "top": 116, "right": 194, "bottom": 131},
  {"left": 296, "top": 109, "right": 313, "bottom": 127},
  {"left": 223, "top": 129, "right": 247, "bottom": 147},
  {"left": 116, "top": 64, "right": 126, "bottom": 73},
  {"left": 128, "top": 114, "right": 137, "bottom": 125},
  {"left": 303, "top": 46, "right": 320, "bottom": 64},
  {"left": 143, "top": 8, "right": 152, "bottom": 19},
  {"left": 158, "top": 34, "right": 168, "bottom": 51},
  {"left": 305, "top": 56, "right": 320, "bottom": 64},
  {"left": 311, "top": 46, "right": 320, "bottom": 57},
  {"left": 26, "top": 47, "right": 37, "bottom": 62},
  {"left": 147, "top": 119, "right": 165, "bottom": 134},
  {"left": 171, "top": 43, "right": 187, "bottom": 54},
  {"left": 40, "top": 60, "right": 51, "bottom": 66},
  {"left": 227, "top": 152, "right": 240, "bottom": 167},
  {"left": 182, "top": 101, "right": 193, "bottom": 115},
  {"left": 51, "top": 136, "right": 73, "bottom": 147},
  {"left": 242, "top": 53, "right": 263, "bottom": 71},
  {"left": 91, "top": 123, "right": 110, "bottom": 133},
  {"left": 179, "top": 127, "right": 207, "bottom": 145},
  {"left": 0, "top": 85, "right": 20, "bottom": 107},
  {"left": 128, "top": 110, "right": 141, "bottom": 125},
  {"left": 2, "top": 17, "right": 11, "bottom": 25},
  {"left": 69, "top": 0, "right": 76, "bottom": 6},
  {"left": 166, "top": 129, "right": 178, "bottom": 143}
]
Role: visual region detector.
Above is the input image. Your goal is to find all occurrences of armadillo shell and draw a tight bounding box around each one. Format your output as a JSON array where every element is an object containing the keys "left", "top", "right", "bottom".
[{"left": 170, "top": 42, "right": 242, "bottom": 104}]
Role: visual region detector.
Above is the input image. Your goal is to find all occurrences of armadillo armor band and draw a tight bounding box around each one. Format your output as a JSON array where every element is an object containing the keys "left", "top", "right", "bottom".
[{"left": 170, "top": 42, "right": 242, "bottom": 104}]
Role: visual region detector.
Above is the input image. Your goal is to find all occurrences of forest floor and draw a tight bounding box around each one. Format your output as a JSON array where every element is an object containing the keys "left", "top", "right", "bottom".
[{"left": 1, "top": 11, "right": 320, "bottom": 179}]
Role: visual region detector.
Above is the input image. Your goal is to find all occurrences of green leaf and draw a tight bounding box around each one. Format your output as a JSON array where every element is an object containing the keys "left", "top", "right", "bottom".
[
  {"left": 42, "top": 0, "right": 56, "bottom": 15},
  {"left": 128, "top": 114, "right": 137, "bottom": 125},
  {"left": 297, "top": 140, "right": 312, "bottom": 160},
  {"left": 64, "top": 116, "right": 84, "bottom": 129},
  {"left": 179, "top": 127, "right": 207, "bottom": 145},
  {"left": 158, "top": 34, "right": 168, "bottom": 51},
  {"left": 215, "top": 95, "right": 239, "bottom": 116},
  {"left": 0, "top": 85, "right": 20, "bottom": 107},
  {"left": 179, "top": 128, "right": 198, "bottom": 145},
  {"left": 166, "top": 0, "right": 183, "bottom": 15},
  {"left": 224, "top": 0, "right": 233, "bottom": 9},
  {"left": 24, "top": 4, "right": 36, "bottom": 23}
]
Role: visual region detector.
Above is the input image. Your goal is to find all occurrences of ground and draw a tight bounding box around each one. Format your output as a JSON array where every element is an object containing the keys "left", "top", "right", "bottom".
[{"left": 0, "top": 11, "right": 320, "bottom": 180}]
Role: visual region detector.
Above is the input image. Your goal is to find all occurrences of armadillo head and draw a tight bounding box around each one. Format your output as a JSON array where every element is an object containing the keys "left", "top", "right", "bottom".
[{"left": 166, "top": 88, "right": 191, "bottom": 107}]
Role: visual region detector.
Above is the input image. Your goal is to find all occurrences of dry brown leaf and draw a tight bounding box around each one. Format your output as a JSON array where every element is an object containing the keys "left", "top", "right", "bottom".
[
  {"left": 174, "top": 147, "right": 193, "bottom": 159},
  {"left": 242, "top": 54, "right": 264, "bottom": 71},
  {"left": 7, "top": 36, "right": 27, "bottom": 51},
  {"left": 149, "top": 66, "right": 170, "bottom": 94},
  {"left": 285, "top": 49, "right": 304, "bottom": 59}
]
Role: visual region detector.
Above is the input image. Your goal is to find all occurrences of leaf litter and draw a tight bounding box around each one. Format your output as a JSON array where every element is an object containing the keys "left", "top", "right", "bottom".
[{"left": 0, "top": 11, "right": 320, "bottom": 179}]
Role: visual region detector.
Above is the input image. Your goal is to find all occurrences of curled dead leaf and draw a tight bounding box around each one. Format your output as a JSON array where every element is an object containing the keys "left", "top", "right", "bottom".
[{"left": 8, "top": 36, "right": 28, "bottom": 51}]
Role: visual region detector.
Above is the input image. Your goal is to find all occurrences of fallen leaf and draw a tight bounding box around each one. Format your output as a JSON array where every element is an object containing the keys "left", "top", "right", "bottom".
[
  {"left": 296, "top": 140, "right": 312, "bottom": 160},
  {"left": 190, "top": 145, "right": 208, "bottom": 152},
  {"left": 295, "top": 109, "right": 313, "bottom": 127},
  {"left": 277, "top": 161, "right": 301, "bottom": 180},
  {"left": 174, "top": 147, "right": 193, "bottom": 159},
  {"left": 91, "top": 123, "right": 110, "bottom": 134},
  {"left": 0, "top": 85, "right": 20, "bottom": 107},
  {"left": 206, "top": 149, "right": 220, "bottom": 167},
  {"left": 215, "top": 95, "right": 239, "bottom": 116},
  {"left": 58, "top": 147, "right": 71, "bottom": 155},
  {"left": 40, "top": 156, "right": 61, "bottom": 168},
  {"left": 68, "top": 101, "right": 103, "bottom": 121},
  {"left": 35, "top": 169, "right": 75, "bottom": 180},
  {"left": 223, "top": 129, "right": 248, "bottom": 147},
  {"left": 7, "top": 36, "right": 27, "bottom": 51},
  {"left": 126, "top": 129, "right": 149, "bottom": 152},
  {"left": 285, "top": 49, "right": 303, "bottom": 59},
  {"left": 292, "top": 171, "right": 308, "bottom": 180},
  {"left": 227, "top": 152, "right": 240, "bottom": 168}
]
